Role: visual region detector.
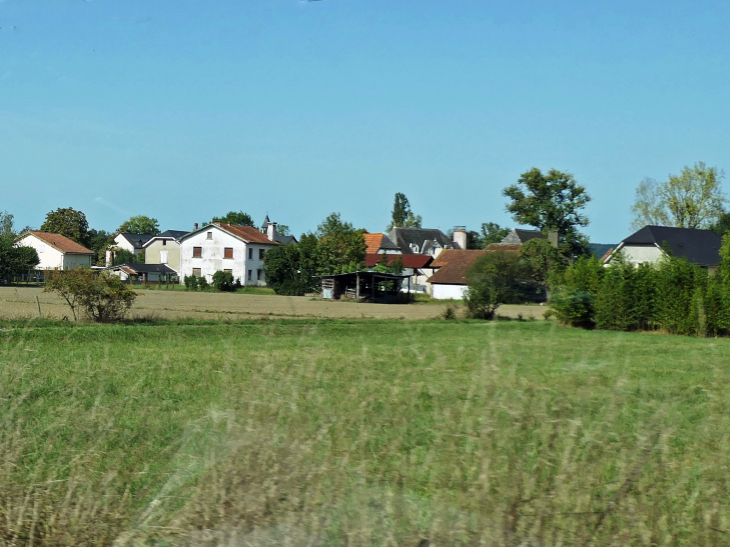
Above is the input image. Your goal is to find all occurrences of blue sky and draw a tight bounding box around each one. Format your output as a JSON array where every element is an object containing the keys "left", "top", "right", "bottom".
[{"left": 1, "top": 0, "right": 728, "bottom": 243}]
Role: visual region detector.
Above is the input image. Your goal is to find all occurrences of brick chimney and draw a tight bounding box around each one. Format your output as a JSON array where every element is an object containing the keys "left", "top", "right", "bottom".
[
  {"left": 267, "top": 222, "right": 277, "bottom": 242},
  {"left": 453, "top": 226, "right": 467, "bottom": 250}
]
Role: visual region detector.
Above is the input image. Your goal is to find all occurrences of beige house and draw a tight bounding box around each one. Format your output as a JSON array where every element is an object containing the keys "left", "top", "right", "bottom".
[
  {"left": 18, "top": 232, "right": 94, "bottom": 273},
  {"left": 143, "top": 230, "right": 187, "bottom": 274}
]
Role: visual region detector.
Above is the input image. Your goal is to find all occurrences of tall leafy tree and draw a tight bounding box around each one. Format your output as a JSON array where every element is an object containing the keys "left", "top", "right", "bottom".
[
  {"left": 387, "top": 193, "right": 422, "bottom": 231},
  {"left": 503, "top": 168, "right": 590, "bottom": 257},
  {"left": 316, "top": 213, "right": 366, "bottom": 274},
  {"left": 87, "top": 229, "right": 115, "bottom": 265},
  {"left": 211, "top": 211, "right": 255, "bottom": 227},
  {"left": 40, "top": 207, "right": 91, "bottom": 247},
  {"left": 631, "top": 162, "right": 726, "bottom": 230},
  {"left": 263, "top": 233, "right": 319, "bottom": 295},
  {"left": 117, "top": 215, "right": 160, "bottom": 235},
  {"left": 0, "top": 212, "right": 40, "bottom": 281}
]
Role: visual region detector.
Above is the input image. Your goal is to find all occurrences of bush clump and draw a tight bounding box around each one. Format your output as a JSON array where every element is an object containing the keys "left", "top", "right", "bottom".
[{"left": 45, "top": 268, "right": 137, "bottom": 322}]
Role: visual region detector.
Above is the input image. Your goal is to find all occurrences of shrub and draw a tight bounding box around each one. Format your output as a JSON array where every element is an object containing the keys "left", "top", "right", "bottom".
[
  {"left": 45, "top": 268, "right": 137, "bottom": 322},
  {"left": 212, "top": 270, "right": 234, "bottom": 292},
  {"left": 548, "top": 256, "right": 603, "bottom": 328},
  {"left": 464, "top": 250, "right": 524, "bottom": 320},
  {"left": 183, "top": 275, "right": 197, "bottom": 291},
  {"left": 197, "top": 276, "right": 209, "bottom": 290}
]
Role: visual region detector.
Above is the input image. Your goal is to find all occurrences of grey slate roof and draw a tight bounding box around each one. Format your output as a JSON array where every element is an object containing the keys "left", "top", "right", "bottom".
[
  {"left": 275, "top": 235, "right": 297, "bottom": 245},
  {"left": 158, "top": 230, "right": 188, "bottom": 239},
  {"left": 117, "top": 233, "right": 154, "bottom": 249},
  {"left": 499, "top": 229, "right": 546, "bottom": 245},
  {"left": 621, "top": 226, "right": 721, "bottom": 266},
  {"left": 388, "top": 227, "right": 454, "bottom": 254}
]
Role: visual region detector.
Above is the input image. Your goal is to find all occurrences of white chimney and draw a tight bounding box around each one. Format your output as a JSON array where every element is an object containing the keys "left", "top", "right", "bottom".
[
  {"left": 105, "top": 249, "right": 113, "bottom": 267},
  {"left": 453, "top": 227, "right": 467, "bottom": 250},
  {"left": 267, "top": 222, "right": 277, "bottom": 242}
]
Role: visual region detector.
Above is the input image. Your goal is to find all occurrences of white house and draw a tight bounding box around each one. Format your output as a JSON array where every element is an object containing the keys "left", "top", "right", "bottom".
[
  {"left": 603, "top": 225, "right": 722, "bottom": 273},
  {"left": 18, "top": 232, "right": 95, "bottom": 272},
  {"left": 113, "top": 233, "right": 153, "bottom": 256},
  {"left": 178, "top": 222, "right": 280, "bottom": 285},
  {"left": 427, "top": 249, "right": 487, "bottom": 300}
]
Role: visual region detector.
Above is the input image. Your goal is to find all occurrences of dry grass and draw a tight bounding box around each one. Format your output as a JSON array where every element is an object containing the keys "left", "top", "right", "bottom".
[{"left": 0, "top": 286, "right": 547, "bottom": 321}]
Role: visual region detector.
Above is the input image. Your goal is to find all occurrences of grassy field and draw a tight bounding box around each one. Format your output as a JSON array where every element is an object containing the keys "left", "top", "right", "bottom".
[{"left": 1, "top": 319, "right": 728, "bottom": 546}]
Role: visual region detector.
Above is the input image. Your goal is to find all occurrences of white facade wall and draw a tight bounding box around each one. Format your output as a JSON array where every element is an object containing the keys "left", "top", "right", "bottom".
[
  {"left": 19, "top": 234, "right": 65, "bottom": 270},
  {"left": 613, "top": 244, "right": 664, "bottom": 266},
  {"left": 179, "top": 227, "right": 272, "bottom": 285},
  {"left": 431, "top": 283, "right": 468, "bottom": 300}
]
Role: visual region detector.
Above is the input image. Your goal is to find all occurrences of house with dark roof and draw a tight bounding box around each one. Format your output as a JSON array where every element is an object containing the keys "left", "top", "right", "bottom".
[
  {"left": 497, "top": 229, "right": 546, "bottom": 245},
  {"left": 388, "top": 227, "right": 461, "bottom": 257},
  {"left": 18, "top": 232, "right": 95, "bottom": 272},
  {"left": 143, "top": 230, "right": 188, "bottom": 274},
  {"left": 603, "top": 226, "right": 722, "bottom": 272},
  {"left": 364, "top": 233, "right": 401, "bottom": 254},
  {"left": 179, "top": 222, "right": 279, "bottom": 286},
  {"left": 261, "top": 216, "right": 297, "bottom": 245},
  {"left": 427, "top": 250, "right": 488, "bottom": 300},
  {"left": 113, "top": 233, "right": 154, "bottom": 257}
]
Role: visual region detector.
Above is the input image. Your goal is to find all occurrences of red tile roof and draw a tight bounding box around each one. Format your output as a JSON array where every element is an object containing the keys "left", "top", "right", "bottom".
[
  {"left": 485, "top": 243, "right": 522, "bottom": 253},
  {"left": 428, "top": 250, "right": 487, "bottom": 285},
  {"left": 219, "top": 224, "right": 278, "bottom": 245},
  {"left": 28, "top": 232, "right": 94, "bottom": 254},
  {"left": 364, "top": 254, "right": 432, "bottom": 268},
  {"left": 363, "top": 233, "right": 384, "bottom": 254}
]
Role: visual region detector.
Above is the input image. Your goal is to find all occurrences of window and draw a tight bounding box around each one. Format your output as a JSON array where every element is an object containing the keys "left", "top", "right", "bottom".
[
  {"left": 160, "top": 250, "right": 168, "bottom": 264},
  {"left": 257, "top": 269, "right": 262, "bottom": 280},
  {"left": 162, "top": 240, "right": 167, "bottom": 246},
  {"left": 259, "top": 249, "right": 265, "bottom": 260},
  {"left": 193, "top": 247, "right": 202, "bottom": 258},
  {"left": 248, "top": 248, "right": 253, "bottom": 260},
  {"left": 247, "top": 269, "right": 252, "bottom": 281},
  {"left": 192, "top": 268, "right": 201, "bottom": 277},
  {"left": 206, "top": 232, "right": 212, "bottom": 240},
  {"left": 224, "top": 269, "right": 232, "bottom": 274},
  {"left": 224, "top": 247, "right": 233, "bottom": 259}
]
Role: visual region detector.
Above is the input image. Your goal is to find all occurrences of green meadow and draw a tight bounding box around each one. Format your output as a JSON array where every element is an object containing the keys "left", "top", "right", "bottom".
[{"left": 1, "top": 318, "right": 729, "bottom": 545}]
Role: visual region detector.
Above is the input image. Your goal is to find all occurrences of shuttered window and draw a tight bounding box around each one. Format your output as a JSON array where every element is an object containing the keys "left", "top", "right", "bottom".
[
  {"left": 192, "top": 268, "right": 201, "bottom": 277},
  {"left": 193, "top": 247, "right": 202, "bottom": 258},
  {"left": 224, "top": 247, "right": 233, "bottom": 259}
]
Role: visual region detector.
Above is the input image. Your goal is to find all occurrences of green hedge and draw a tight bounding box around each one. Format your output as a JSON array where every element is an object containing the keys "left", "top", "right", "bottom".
[{"left": 549, "top": 248, "right": 730, "bottom": 337}]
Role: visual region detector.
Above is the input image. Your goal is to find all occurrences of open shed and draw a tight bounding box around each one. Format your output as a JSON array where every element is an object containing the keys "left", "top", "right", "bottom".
[{"left": 316, "top": 271, "right": 411, "bottom": 303}]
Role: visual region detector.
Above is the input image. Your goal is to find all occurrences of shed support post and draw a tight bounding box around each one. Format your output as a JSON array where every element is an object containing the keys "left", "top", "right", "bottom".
[{"left": 356, "top": 273, "right": 360, "bottom": 300}]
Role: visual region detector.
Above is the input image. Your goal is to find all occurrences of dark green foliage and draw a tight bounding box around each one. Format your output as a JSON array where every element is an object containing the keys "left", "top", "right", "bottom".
[
  {"left": 548, "top": 256, "right": 603, "bottom": 329},
  {"left": 315, "top": 213, "right": 366, "bottom": 274},
  {"left": 552, "top": 251, "right": 730, "bottom": 337},
  {"left": 40, "top": 207, "right": 91, "bottom": 247},
  {"left": 503, "top": 168, "right": 591, "bottom": 258},
  {"left": 113, "top": 249, "right": 137, "bottom": 265},
  {"left": 263, "top": 233, "right": 320, "bottom": 295},
  {"left": 183, "top": 275, "right": 197, "bottom": 291},
  {"left": 117, "top": 216, "right": 160, "bottom": 236},
  {"left": 387, "top": 193, "right": 422, "bottom": 231},
  {"left": 0, "top": 212, "right": 40, "bottom": 281},
  {"left": 87, "top": 229, "right": 114, "bottom": 265},
  {"left": 464, "top": 250, "right": 526, "bottom": 319},
  {"left": 211, "top": 211, "right": 255, "bottom": 227},
  {"left": 212, "top": 270, "right": 234, "bottom": 292},
  {"left": 197, "top": 276, "right": 209, "bottom": 290},
  {"left": 595, "top": 256, "right": 657, "bottom": 331},
  {"left": 481, "top": 222, "right": 510, "bottom": 246}
]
